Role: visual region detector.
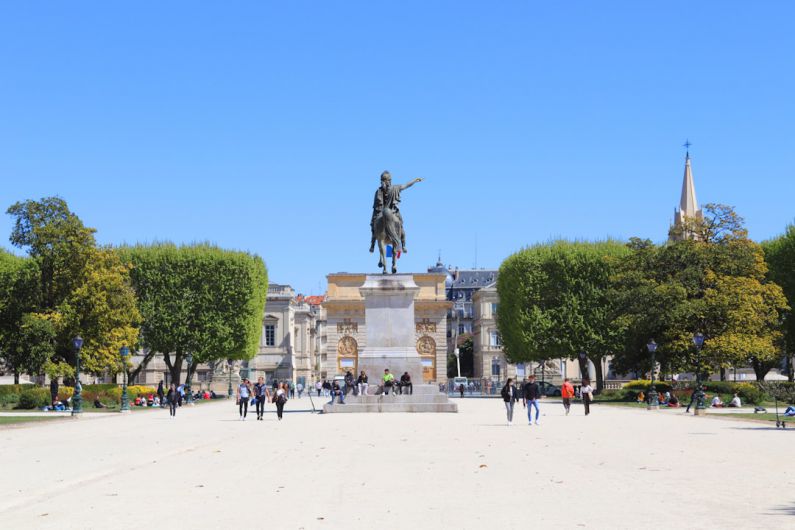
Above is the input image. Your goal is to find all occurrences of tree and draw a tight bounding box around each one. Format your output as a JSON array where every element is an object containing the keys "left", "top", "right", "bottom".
[
  {"left": 119, "top": 243, "right": 268, "bottom": 385},
  {"left": 57, "top": 248, "right": 141, "bottom": 374},
  {"left": 616, "top": 205, "right": 788, "bottom": 381},
  {"left": 763, "top": 223, "right": 795, "bottom": 381},
  {"left": 7, "top": 197, "right": 96, "bottom": 310},
  {"left": 2, "top": 314, "right": 56, "bottom": 383},
  {"left": 497, "top": 240, "right": 630, "bottom": 392},
  {"left": 4, "top": 198, "right": 141, "bottom": 377},
  {"left": 0, "top": 250, "right": 43, "bottom": 382}
]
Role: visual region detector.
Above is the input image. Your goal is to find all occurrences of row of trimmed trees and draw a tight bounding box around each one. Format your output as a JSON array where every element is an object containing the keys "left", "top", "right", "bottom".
[
  {"left": 0, "top": 197, "right": 268, "bottom": 386},
  {"left": 497, "top": 205, "right": 795, "bottom": 392}
]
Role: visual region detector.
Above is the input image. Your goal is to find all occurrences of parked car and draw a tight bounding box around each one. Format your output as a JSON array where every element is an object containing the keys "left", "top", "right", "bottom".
[{"left": 538, "top": 381, "right": 561, "bottom": 397}]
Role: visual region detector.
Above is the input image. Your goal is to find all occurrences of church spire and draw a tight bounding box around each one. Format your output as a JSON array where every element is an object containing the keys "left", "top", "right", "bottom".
[
  {"left": 671, "top": 140, "right": 703, "bottom": 240},
  {"left": 679, "top": 149, "right": 699, "bottom": 217}
]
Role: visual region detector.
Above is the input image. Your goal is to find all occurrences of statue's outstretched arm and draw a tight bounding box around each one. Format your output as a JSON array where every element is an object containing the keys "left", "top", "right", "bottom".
[{"left": 399, "top": 177, "right": 423, "bottom": 191}]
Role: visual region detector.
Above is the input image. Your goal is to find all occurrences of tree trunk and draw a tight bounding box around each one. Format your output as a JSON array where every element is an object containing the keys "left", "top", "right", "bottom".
[
  {"left": 13, "top": 370, "right": 19, "bottom": 384},
  {"left": 128, "top": 348, "right": 157, "bottom": 384},
  {"left": 593, "top": 358, "right": 604, "bottom": 394},
  {"left": 577, "top": 356, "right": 589, "bottom": 381},
  {"left": 186, "top": 359, "right": 197, "bottom": 387},
  {"left": 751, "top": 358, "right": 770, "bottom": 381},
  {"left": 163, "top": 351, "right": 183, "bottom": 386},
  {"left": 719, "top": 367, "right": 726, "bottom": 381}
]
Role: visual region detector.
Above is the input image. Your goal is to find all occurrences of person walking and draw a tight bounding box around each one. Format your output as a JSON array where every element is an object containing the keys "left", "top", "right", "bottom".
[
  {"left": 561, "top": 378, "right": 575, "bottom": 415},
  {"left": 315, "top": 380, "right": 322, "bottom": 397},
  {"left": 50, "top": 377, "right": 59, "bottom": 407},
  {"left": 357, "top": 371, "right": 369, "bottom": 397},
  {"left": 581, "top": 378, "right": 594, "bottom": 416},
  {"left": 522, "top": 375, "right": 542, "bottom": 425},
  {"left": 501, "top": 378, "right": 518, "bottom": 426},
  {"left": 274, "top": 383, "right": 288, "bottom": 420},
  {"left": 296, "top": 382, "right": 304, "bottom": 399},
  {"left": 166, "top": 383, "right": 178, "bottom": 418},
  {"left": 237, "top": 378, "right": 252, "bottom": 420},
  {"left": 253, "top": 376, "right": 270, "bottom": 420},
  {"left": 157, "top": 380, "right": 165, "bottom": 408}
]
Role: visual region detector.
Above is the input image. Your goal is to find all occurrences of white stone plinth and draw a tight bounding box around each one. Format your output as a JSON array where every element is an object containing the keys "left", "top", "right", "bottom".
[{"left": 358, "top": 274, "right": 423, "bottom": 384}]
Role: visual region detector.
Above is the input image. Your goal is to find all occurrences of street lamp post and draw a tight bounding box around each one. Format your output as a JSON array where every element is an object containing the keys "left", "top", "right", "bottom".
[
  {"left": 227, "top": 359, "right": 234, "bottom": 398},
  {"left": 185, "top": 353, "right": 194, "bottom": 405},
  {"left": 692, "top": 332, "right": 706, "bottom": 416},
  {"left": 120, "top": 346, "right": 130, "bottom": 413},
  {"left": 71, "top": 336, "right": 84, "bottom": 416},
  {"left": 647, "top": 339, "right": 659, "bottom": 410}
]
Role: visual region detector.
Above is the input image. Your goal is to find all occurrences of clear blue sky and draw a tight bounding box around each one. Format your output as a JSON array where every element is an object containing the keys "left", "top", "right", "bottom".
[{"left": 1, "top": 2, "right": 793, "bottom": 294}]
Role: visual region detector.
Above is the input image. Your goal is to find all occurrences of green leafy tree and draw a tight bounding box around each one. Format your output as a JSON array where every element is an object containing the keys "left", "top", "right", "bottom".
[
  {"left": 0, "top": 250, "right": 43, "bottom": 382},
  {"left": 497, "top": 240, "right": 630, "bottom": 392},
  {"left": 4, "top": 198, "right": 140, "bottom": 377},
  {"left": 7, "top": 197, "right": 96, "bottom": 310},
  {"left": 57, "top": 248, "right": 141, "bottom": 374},
  {"left": 2, "top": 313, "right": 57, "bottom": 382},
  {"left": 616, "top": 205, "right": 788, "bottom": 381},
  {"left": 120, "top": 243, "right": 268, "bottom": 385},
  {"left": 763, "top": 222, "right": 795, "bottom": 381}
]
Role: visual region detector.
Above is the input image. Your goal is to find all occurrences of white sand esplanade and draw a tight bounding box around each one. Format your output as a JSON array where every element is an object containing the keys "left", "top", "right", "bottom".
[{"left": 0, "top": 398, "right": 791, "bottom": 529}]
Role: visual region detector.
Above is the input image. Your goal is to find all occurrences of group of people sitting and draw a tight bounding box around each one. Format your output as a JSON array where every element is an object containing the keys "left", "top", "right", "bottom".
[
  {"left": 710, "top": 393, "right": 742, "bottom": 408},
  {"left": 636, "top": 389, "right": 747, "bottom": 409},
  {"left": 636, "top": 391, "right": 681, "bottom": 407}
]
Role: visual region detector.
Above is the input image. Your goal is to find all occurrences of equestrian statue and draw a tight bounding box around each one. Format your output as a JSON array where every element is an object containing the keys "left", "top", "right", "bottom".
[{"left": 369, "top": 171, "right": 423, "bottom": 274}]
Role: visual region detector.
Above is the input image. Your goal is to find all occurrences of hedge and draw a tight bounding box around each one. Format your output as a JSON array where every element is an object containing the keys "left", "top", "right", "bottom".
[{"left": 0, "top": 383, "right": 157, "bottom": 408}]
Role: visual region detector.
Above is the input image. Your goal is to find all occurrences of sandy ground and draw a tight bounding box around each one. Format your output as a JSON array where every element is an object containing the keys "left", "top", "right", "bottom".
[{"left": 1, "top": 397, "right": 793, "bottom": 530}]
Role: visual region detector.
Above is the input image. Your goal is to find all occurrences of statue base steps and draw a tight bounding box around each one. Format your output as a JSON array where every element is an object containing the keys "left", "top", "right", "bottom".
[{"left": 322, "top": 384, "right": 457, "bottom": 413}]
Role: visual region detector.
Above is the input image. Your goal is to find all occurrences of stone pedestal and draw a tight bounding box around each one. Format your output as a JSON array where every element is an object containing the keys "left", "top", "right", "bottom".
[
  {"left": 357, "top": 274, "right": 424, "bottom": 385},
  {"left": 693, "top": 408, "right": 707, "bottom": 416}
]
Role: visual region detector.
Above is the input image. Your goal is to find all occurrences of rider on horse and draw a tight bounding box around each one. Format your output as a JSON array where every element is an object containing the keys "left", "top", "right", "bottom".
[{"left": 369, "top": 171, "right": 422, "bottom": 254}]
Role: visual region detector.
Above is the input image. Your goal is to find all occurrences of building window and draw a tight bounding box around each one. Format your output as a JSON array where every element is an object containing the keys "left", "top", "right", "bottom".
[
  {"left": 265, "top": 324, "right": 276, "bottom": 346},
  {"left": 491, "top": 303, "right": 499, "bottom": 316},
  {"left": 459, "top": 324, "right": 465, "bottom": 335},
  {"left": 489, "top": 331, "right": 502, "bottom": 347}
]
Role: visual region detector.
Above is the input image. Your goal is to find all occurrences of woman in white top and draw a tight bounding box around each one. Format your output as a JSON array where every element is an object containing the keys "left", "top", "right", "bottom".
[
  {"left": 274, "top": 383, "right": 288, "bottom": 420},
  {"left": 581, "top": 378, "right": 594, "bottom": 416},
  {"left": 237, "top": 379, "right": 252, "bottom": 420}
]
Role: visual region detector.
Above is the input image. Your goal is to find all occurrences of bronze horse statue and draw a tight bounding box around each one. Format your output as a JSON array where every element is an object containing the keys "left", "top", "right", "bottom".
[{"left": 373, "top": 207, "right": 403, "bottom": 274}]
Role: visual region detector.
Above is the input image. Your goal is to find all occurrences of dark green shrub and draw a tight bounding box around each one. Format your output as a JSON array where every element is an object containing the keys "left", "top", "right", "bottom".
[
  {"left": 0, "top": 392, "right": 20, "bottom": 407},
  {"left": 17, "top": 388, "right": 50, "bottom": 409},
  {"left": 0, "top": 384, "right": 34, "bottom": 397}
]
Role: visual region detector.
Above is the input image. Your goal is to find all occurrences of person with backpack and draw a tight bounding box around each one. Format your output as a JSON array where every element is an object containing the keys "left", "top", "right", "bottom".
[
  {"left": 166, "top": 383, "right": 178, "bottom": 418},
  {"left": 522, "top": 375, "right": 542, "bottom": 425},
  {"left": 561, "top": 378, "right": 575, "bottom": 415},
  {"left": 157, "top": 380, "right": 165, "bottom": 408},
  {"left": 274, "top": 383, "right": 288, "bottom": 420},
  {"left": 253, "top": 376, "right": 270, "bottom": 421},
  {"left": 501, "top": 378, "right": 519, "bottom": 426}
]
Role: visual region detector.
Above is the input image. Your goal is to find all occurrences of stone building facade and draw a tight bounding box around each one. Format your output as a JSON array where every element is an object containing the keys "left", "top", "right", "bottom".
[{"left": 321, "top": 273, "right": 449, "bottom": 382}]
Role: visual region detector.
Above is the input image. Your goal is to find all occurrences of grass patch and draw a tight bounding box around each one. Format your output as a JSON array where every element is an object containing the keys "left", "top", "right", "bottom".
[{"left": 0, "top": 416, "right": 66, "bottom": 425}]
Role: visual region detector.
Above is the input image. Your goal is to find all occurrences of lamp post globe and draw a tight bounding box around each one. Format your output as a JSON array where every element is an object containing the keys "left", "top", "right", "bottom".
[
  {"left": 692, "top": 333, "right": 706, "bottom": 415},
  {"left": 71, "top": 336, "right": 83, "bottom": 416},
  {"left": 119, "top": 346, "right": 131, "bottom": 413},
  {"left": 647, "top": 339, "right": 659, "bottom": 410},
  {"left": 185, "top": 353, "right": 194, "bottom": 405}
]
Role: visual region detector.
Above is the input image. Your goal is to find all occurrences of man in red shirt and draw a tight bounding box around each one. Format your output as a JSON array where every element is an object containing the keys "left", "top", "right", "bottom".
[{"left": 561, "top": 378, "right": 575, "bottom": 416}]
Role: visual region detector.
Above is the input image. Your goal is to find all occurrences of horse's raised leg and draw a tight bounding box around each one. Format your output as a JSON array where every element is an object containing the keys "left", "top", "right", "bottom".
[{"left": 378, "top": 241, "right": 387, "bottom": 274}]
